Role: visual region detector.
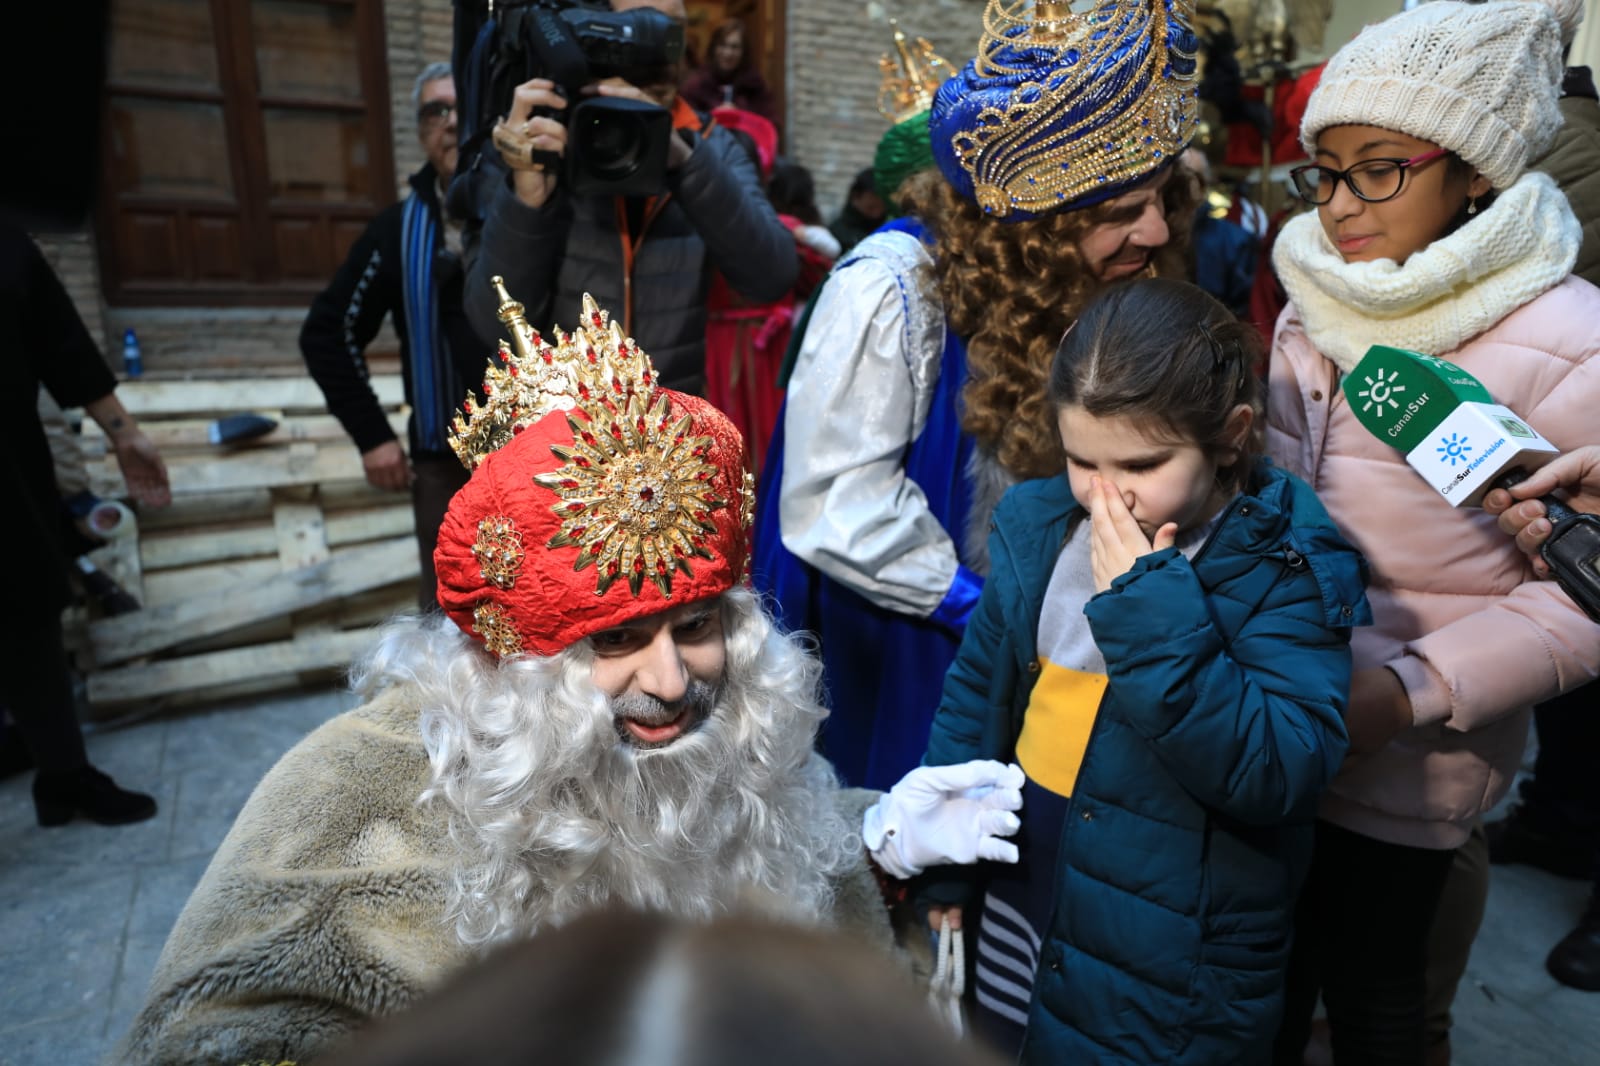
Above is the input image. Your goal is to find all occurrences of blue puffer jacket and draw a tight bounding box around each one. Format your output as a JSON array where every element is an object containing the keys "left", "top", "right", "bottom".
[{"left": 923, "top": 460, "right": 1370, "bottom": 1065}]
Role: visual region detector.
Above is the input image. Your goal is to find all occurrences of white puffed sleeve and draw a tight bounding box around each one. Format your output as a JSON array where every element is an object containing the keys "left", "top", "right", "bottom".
[{"left": 777, "top": 231, "right": 958, "bottom": 618}]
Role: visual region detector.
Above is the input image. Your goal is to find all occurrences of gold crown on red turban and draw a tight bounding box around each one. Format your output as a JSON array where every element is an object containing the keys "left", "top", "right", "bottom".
[{"left": 435, "top": 282, "right": 753, "bottom": 658}]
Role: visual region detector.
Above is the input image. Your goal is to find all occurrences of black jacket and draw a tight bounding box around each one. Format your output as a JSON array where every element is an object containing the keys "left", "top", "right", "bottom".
[
  {"left": 1, "top": 224, "right": 118, "bottom": 608},
  {"left": 300, "top": 166, "right": 490, "bottom": 461},
  {"left": 462, "top": 119, "right": 797, "bottom": 396}
]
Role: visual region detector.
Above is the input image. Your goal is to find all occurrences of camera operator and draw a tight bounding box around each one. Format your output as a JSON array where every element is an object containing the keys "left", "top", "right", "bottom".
[{"left": 462, "top": 0, "right": 797, "bottom": 397}]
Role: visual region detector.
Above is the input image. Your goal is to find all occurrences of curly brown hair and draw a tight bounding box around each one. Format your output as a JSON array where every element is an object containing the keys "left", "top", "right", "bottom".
[{"left": 897, "top": 166, "right": 1199, "bottom": 481}]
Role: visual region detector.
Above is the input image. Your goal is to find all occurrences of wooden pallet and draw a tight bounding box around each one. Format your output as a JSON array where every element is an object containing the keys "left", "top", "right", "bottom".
[{"left": 68, "top": 374, "right": 423, "bottom": 715}]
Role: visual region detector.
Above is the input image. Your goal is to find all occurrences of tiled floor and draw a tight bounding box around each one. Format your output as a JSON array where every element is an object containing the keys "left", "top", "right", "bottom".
[
  {"left": 0, "top": 687, "right": 357, "bottom": 1066},
  {"left": 1, "top": 687, "right": 1596, "bottom": 1066}
]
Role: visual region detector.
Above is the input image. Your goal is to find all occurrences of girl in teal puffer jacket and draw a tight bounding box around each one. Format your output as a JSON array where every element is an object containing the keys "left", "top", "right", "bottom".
[{"left": 919, "top": 279, "right": 1370, "bottom": 1064}]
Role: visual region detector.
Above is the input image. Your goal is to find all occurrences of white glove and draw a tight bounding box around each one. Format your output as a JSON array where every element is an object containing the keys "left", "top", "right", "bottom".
[{"left": 862, "top": 760, "right": 1026, "bottom": 880}]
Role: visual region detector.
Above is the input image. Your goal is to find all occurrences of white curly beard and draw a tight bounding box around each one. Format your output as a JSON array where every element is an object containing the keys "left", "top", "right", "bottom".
[{"left": 353, "top": 587, "right": 858, "bottom": 950}]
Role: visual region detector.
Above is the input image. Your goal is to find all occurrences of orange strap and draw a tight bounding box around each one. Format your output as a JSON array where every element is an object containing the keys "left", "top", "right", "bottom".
[{"left": 613, "top": 100, "right": 715, "bottom": 334}]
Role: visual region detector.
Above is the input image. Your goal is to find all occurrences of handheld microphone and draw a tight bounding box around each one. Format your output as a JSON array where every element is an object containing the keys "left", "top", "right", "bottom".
[{"left": 1344, "top": 345, "right": 1600, "bottom": 623}]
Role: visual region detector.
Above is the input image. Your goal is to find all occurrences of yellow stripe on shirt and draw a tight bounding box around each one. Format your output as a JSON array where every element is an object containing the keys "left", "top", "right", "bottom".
[{"left": 1015, "top": 659, "right": 1108, "bottom": 798}]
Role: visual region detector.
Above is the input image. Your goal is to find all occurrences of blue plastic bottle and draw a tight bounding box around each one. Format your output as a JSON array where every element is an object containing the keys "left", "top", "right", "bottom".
[{"left": 122, "top": 328, "right": 143, "bottom": 378}]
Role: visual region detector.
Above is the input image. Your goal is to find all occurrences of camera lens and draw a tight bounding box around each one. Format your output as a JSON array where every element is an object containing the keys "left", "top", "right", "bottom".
[{"left": 578, "top": 112, "right": 645, "bottom": 181}]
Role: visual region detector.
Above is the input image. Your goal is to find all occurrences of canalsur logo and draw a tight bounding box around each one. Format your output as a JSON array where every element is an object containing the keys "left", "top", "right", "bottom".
[
  {"left": 1437, "top": 433, "right": 1472, "bottom": 467},
  {"left": 1356, "top": 367, "right": 1406, "bottom": 414}
]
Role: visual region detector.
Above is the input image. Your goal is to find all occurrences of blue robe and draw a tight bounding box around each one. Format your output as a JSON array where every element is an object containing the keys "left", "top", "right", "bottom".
[{"left": 752, "top": 218, "right": 976, "bottom": 790}]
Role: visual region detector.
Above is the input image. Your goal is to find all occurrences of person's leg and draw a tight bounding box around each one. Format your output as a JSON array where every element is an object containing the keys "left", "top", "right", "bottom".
[
  {"left": 1488, "top": 684, "right": 1600, "bottom": 878},
  {"left": 411, "top": 457, "right": 471, "bottom": 613},
  {"left": 1310, "top": 821, "right": 1457, "bottom": 1066},
  {"left": 1272, "top": 834, "right": 1328, "bottom": 1066},
  {"left": 1422, "top": 821, "right": 1490, "bottom": 1066},
  {"left": 1, "top": 611, "right": 156, "bottom": 826},
  {"left": 1, "top": 612, "right": 89, "bottom": 773},
  {"left": 1546, "top": 852, "right": 1600, "bottom": 992},
  {"left": 0, "top": 710, "right": 37, "bottom": 779}
]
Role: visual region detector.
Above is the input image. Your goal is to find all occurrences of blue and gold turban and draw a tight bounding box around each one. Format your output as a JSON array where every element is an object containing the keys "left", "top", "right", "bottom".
[{"left": 931, "top": 0, "right": 1200, "bottom": 221}]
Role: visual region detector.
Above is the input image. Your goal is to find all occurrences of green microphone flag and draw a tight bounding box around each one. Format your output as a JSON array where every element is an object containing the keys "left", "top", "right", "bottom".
[{"left": 1342, "top": 346, "right": 1559, "bottom": 507}]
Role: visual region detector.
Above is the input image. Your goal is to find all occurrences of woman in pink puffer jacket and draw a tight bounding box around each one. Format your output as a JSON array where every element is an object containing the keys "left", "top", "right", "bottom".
[{"left": 1264, "top": 2, "right": 1600, "bottom": 1063}]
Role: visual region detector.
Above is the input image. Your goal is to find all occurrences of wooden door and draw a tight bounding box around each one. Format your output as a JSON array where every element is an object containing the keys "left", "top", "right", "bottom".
[{"left": 99, "top": 0, "right": 395, "bottom": 306}]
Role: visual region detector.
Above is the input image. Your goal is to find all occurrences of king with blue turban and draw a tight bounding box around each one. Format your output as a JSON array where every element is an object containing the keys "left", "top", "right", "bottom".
[{"left": 753, "top": 0, "right": 1202, "bottom": 792}]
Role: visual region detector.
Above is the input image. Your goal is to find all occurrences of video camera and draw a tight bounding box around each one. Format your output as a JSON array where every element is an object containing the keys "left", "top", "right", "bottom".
[{"left": 466, "top": 0, "right": 686, "bottom": 198}]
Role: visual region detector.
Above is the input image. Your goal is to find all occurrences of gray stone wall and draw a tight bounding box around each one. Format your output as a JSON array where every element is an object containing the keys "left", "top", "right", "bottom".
[
  {"left": 387, "top": 0, "right": 456, "bottom": 198},
  {"left": 32, "top": 230, "right": 111, "bottom": 356},
  {"left": 786, "top": 0, "right": 985, "bottom": 222}
]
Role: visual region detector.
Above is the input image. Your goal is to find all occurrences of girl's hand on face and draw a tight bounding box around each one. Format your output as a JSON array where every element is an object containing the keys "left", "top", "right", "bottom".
[{"left": 1088, "top": 476, "right": 1178, "bottom": 593}]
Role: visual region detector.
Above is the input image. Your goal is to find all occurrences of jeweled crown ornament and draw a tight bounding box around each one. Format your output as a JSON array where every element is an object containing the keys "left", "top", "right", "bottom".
[
  {"left": 448, "top": 277, "right": 648, "bottom": 471},
  {"left": 435, "top": 284, "right": 753, "bottom": 658},
  {"left": 930, "top": 0, "right": 1201, "bottom": 220},
  {"left": 878, "top": 19, "right": 954, "bottom": 124}
]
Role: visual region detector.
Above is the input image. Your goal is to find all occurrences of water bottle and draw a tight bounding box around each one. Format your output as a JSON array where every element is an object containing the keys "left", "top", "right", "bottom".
[{"left": 122, "top": 328, "right": 143, "bottom": 378}]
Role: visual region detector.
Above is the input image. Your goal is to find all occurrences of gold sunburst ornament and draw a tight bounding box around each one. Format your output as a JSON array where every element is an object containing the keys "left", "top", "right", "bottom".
[
  {"left": 437, "top": 284, "right": 751, "bottom": 656},
  {"left": 443, "top": 285, "right": 740, "bottom": 612},
  {"left": 536, "top": 387, "right": 727, "bottom": 598}
]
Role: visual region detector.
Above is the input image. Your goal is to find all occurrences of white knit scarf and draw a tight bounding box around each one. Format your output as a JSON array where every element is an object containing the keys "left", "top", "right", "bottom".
[{"left": 1273, "top": 171, "right": 1580, "bottom": 372}]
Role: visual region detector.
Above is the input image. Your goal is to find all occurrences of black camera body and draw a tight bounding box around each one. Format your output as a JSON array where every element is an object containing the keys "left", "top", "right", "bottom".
[
  {"left": 1494, "top": 468, "right": 1600, "bottom": 625},
  {"left": 1539, "top": 502, "right": 1600, "bottom": 624},
  {"left": 481, "top": 1, "right": 686, "bottom": 197}
]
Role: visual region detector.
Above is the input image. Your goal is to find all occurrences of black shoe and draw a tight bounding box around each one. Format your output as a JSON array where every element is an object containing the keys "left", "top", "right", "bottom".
[
  {"left": 1546, "top": 895, "right": 1600, "bottom": 992},
  {"left": 32, "top": 765, "right": 158, "bottom": 827},
  {"left": 1484, "top": 806, "right": 1596, "bottom": 879},
  {"left": 0, "top": 719, "right": 34, "bottom": 781}
]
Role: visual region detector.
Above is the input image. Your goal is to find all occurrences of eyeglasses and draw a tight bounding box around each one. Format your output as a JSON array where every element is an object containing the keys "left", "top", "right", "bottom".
[
  {"left": 417, "top": 101, "right": 457, "bottom": 128},
  {"left": 1289, "top": 148, "right": 1449, "bottom": 205}
]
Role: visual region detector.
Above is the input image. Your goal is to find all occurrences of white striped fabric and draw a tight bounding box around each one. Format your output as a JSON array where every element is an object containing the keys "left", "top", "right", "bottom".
[{"left": 975, "top": 890, "right": 1041, "bottom": 1028}]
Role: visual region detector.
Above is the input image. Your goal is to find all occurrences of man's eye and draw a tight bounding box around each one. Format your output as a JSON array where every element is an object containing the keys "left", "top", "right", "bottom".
[
  {"left": 593, "top": 630, "right": 639, "bottom": 652},
  {"left": 677, "top": 614, "right": 714, "bottom": 637}
]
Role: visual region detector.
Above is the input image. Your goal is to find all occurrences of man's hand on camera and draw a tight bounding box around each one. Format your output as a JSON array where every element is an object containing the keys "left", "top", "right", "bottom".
[
  {"left": 494, "top": 78, "right": 567, "bottom": 209},
  {"left": 585, "top": 78, "right": 694, "bottom": 170}
]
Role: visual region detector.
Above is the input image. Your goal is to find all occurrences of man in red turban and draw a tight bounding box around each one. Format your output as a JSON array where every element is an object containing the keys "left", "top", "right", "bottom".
[{"left": 119, "top": 287, "right": 1023, "bottom": 1066}]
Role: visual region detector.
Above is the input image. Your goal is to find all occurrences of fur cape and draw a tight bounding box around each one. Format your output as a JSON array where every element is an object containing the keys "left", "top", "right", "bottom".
[{"left": 116, "top": 688, "right": 897, "bottom": 1066}]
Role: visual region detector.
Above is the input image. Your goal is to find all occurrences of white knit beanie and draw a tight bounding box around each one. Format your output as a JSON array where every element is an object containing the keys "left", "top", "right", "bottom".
[
  {"left": 1544, "top": 0, "right": 1584, "bottom": 48},
  {"left": 1300, "top": 0, "right": 1566, "bottom": 190}
]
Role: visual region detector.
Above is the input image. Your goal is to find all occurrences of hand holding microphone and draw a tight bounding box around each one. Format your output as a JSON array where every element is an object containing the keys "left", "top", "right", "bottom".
[
  {"left": 1484, "top": 447, "right": 1600, "bottom": 576},
  {"left": 1345, "top": 347, "right": 1600, "bottom": 622}
]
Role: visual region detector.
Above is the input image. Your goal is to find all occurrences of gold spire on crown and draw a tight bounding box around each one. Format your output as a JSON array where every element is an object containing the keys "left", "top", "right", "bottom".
[
  {"left": 954, "top": 0, "right": 1199, "bottom": 218},
  {"left": 877, "top": 19, "right": 954, "bottom": 124},
  {"left": 448, "top": 280, "right": 654, "bottom": 470}
]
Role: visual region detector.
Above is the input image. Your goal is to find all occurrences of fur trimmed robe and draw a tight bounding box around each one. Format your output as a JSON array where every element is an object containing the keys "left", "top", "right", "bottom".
[{"left": 117, "top": 688, "right": 896, "bottom": 1066}]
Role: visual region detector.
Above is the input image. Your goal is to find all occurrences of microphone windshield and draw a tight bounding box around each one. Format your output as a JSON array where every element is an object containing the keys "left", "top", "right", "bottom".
[{"left": 1343, "top": 346, "right": 1558, "bottom": 508}]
